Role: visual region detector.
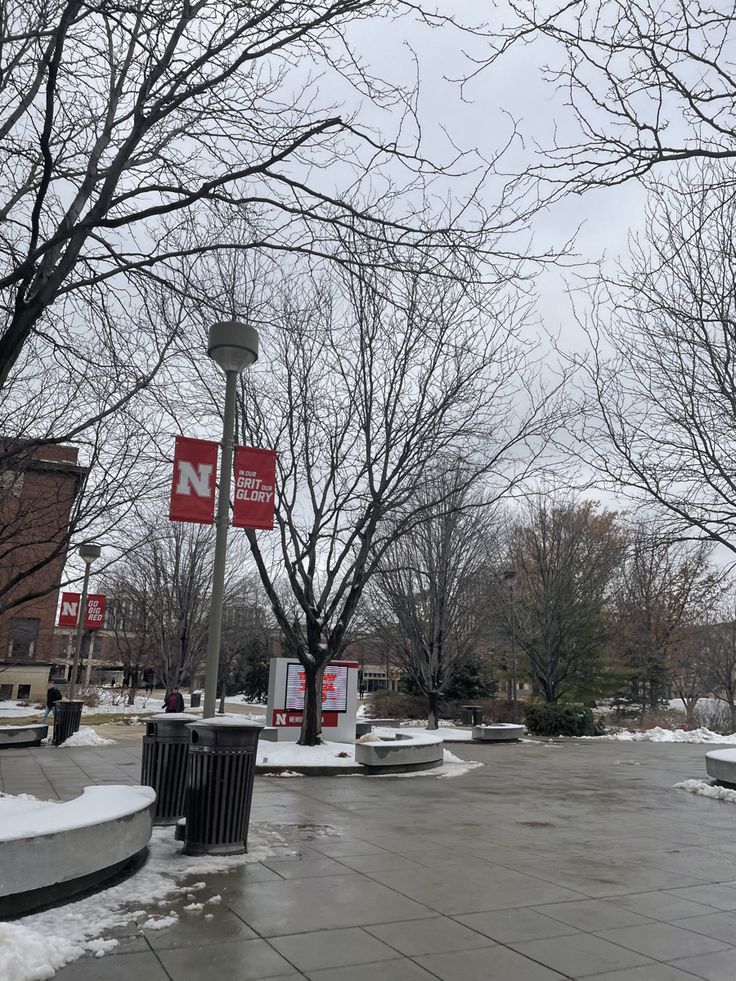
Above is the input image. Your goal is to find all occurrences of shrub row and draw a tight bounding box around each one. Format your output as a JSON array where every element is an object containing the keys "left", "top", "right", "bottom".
[{"left": 524, "top": 702, "right": 605, "bottom": 737}]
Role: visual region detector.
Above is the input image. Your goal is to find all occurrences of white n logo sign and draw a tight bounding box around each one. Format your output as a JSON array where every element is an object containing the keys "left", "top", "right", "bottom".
[
  {"left": 176, "top": 461, "right": 213, "bottom": 498},
  {"left": 62, "top": 601, "right": 78, "bottom": 619}
]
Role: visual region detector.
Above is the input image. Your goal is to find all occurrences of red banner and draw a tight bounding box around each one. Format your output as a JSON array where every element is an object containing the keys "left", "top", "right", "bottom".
[
  {"left": 232, "top": 446, "right": 276, "bottom": 530},
  {"left": 57, "top": 593, "right": 107, "bottom": 630},
  {"left": 84, "top": 594, "right": 106, "bottom": 629},
  {"left": 169, "top": 435, "right": 219, "bottom": 524}
]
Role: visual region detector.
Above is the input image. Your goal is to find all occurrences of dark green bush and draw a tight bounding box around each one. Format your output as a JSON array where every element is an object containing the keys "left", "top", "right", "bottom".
[{"left": 524, "top": 702, "right": 604, "bottom": 737}]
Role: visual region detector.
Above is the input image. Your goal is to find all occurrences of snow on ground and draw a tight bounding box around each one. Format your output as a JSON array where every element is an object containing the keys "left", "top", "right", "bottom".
[
  {"left": 257, "top": 738, "right": 482, "bottom": 778},
  {"left": 0, "top": 701, "right": 42, "bottom": 718},
  {"left": 58, "top": 727, "right": 116, "bottom": 748},
  {"left": 400, "top": 725, "right": 478, "bottom": 742},
  {"left": 223, "top": 695, "right": 266, "bottom": 708},
  {"left": 674, "top": 779, "right": 736, "bottom": 803},
  {"left": 1, "top": 823, "right": 283, "bottom": 981},
  {"left": 603, "top": 726, "right": 736, "bottom": 744}
]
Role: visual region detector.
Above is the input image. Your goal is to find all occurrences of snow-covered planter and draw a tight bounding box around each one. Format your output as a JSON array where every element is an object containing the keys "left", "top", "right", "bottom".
[
  {"left": 472, "top": 723, "right": 524, "bottom": 742},
  {"left": 705, "top": 748, "right": 736, "bottom": 788},
  {"left": 0, "top": 785, "right": 156, "bottom": 916},
  {"left": 0, "top": 724, "right": 48, "bottom": 748},
  {"left": 354, "top": 730, "right": 443, "bottom": 768}
]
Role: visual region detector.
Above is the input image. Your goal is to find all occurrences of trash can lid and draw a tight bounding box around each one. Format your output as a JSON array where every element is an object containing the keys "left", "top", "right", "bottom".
[{"left": 190, "top": 716, "right": 264, "bottom": 729}]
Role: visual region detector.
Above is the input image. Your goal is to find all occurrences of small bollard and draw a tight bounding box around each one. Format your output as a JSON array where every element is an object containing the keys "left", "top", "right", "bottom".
[
  {"left": 182, "top": 717, "right": 263, "bottom": 856},
  {"left": 53, "top": 700, "right": 83, "bottom": 745},
  {"left": 141, "top": 713, "right": 197, "bottom": 825}
]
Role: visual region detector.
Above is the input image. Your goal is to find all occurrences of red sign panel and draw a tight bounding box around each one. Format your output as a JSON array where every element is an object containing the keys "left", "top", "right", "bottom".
[
  {"left": 232, "top": 446, "right": 276, "bottom": 530},
  {"left": 57, "top": 593, "right": 107, "bottom": 629},
  {"left": 169, "top": 435, "right": 219, "bottom": 524},
  {"left": 84, "top": 594, "right": 106, "bottom": 629},
  {"left": 272, "top": 710, "right": 338, "bottom": 728},
  {"left": 58, "top": 592, "right": 81, "bottom": 628}
]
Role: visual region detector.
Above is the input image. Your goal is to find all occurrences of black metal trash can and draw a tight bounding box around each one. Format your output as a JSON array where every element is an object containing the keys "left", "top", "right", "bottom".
[
  {"left": 460, "top": 705, "right": 483, "bottom": 726},
  {"left": 141, "top": 713, "right": 197, "bottom": 825},
  {"left": 189, "top": 692, "right": 202, "bottom": 708},
  {"left": 53, "top": 701, "right": 83, "bottom": 746},
  {"left": 183, "top": 718, "right": 263, "bottom": 856}
]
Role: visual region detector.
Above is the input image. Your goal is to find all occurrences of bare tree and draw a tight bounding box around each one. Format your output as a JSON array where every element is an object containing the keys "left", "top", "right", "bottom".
[
  {"left": 105, "top": 520, "right": 213, "bottom": 692},
  {"left": 368, "top": 472, "right": 492, "bottom": 729},
  {"left": 700, "top": 603, "right": 736, "bottom": 732},
  {"left": 576, "top": 172, "right": 736, "bottom": 552},
  {"left": 488, "top": 3, "right": 736, "bottom": 194},
  {"left": 503, "top": 496, "right": 624, "bottom": 703},
  {"left": 173, "top": 253, "right": 560, "bottom": 744},
  {"left": 0, "top": 0, "right": 511, "bottom": 388},
  {"left": 610, "top": 525, "right": 723, "bottom": 725}
]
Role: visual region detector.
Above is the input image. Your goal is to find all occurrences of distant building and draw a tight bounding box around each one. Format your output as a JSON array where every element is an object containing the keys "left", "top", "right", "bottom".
[{"left": 0, "top": 441, "right": 85, "bottom": 700}]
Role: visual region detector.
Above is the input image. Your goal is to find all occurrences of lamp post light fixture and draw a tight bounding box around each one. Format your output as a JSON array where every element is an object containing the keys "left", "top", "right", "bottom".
[
  {"left": 203, "top": 320, "right": 259, "bottom": 719},
  {"left": 503, "top": 569, "right": 518, "bottom": 723},
  {"left": 68, "top": 543, "right": 101, "bottom": 701}
]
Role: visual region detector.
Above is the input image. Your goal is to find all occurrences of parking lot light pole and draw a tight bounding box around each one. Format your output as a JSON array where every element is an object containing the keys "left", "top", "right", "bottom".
[
  {"left": 68, "top": 543, "right": 101, "bottom": 701},
  {"left": 203, "top": 321, "right": 259, "bottom": 719}
]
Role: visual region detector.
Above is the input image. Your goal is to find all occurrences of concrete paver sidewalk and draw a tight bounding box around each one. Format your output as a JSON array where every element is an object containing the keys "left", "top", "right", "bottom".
[{"left": 1, "top": 735, "right": 735, "bottom": 980}]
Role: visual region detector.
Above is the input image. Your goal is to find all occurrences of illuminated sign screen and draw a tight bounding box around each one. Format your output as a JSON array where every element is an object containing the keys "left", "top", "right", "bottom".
[{"left": 285, "top": 662, "right": 348, "bottom": 713}]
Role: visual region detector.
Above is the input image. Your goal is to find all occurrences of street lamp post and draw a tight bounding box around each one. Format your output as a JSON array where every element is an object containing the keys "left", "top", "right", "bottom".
[
  {"left": 203, "top": 320, "right": 259, "bottom": 719},
  {"left": 503, "top": 569, "right": 518, "bottom": 723},
  {"left": 68, "top": 543, "right": 101, "bottom": 701}
]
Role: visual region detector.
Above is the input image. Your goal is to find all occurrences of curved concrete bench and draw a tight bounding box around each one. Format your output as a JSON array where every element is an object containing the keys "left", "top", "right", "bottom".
[
  {"left": 472, "top": 724, "right": 525, "bottom": 742},
  {"left": 0, "top": 784, "right": 156, "bottom": 915},
  {"left": 355, "top": 730, "right": 443, "bottom": 769},
  {"left": 705, "top": 748, "right": 736, "bottom": 789},
  {"left": 0, "top": 723, "right": 48, "bottom": 748}
]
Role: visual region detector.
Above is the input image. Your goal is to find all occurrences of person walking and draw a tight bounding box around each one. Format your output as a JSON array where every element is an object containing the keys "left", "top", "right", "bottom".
[
  {"left": 41, "top": 682, "right": 62, "bottom": 723},
  {"left": 163, "top": 686, "right": 185, "bottom": 713}
]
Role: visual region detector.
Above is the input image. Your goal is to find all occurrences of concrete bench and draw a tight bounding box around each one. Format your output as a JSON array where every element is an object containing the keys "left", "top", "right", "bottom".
[
  {"left": 355, "top": 721, "right": 373, "bottom": 737},
  {"left": 472, "top": 724, "right": 525, "bottom": 742},
  {"left": 705, "top": 748, "right": 736, "bottom": 788},
  {"left": 0, "top": 784, "right": 156, "bottom": 915},
  {"left": 365, "top": 718, "right": 400, "bottom": 728},
  {"left": 0, "top": 723, "right": 48, "bottom": 748},
  {"left": 355, "top": 730, "right": 443, "bottom": 769}
]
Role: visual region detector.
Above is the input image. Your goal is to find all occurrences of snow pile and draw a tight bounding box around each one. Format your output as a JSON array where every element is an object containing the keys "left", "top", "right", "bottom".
[
  {"left": 0, "top": 700, "right": 42, "bottom": 718},
  {"left": 59, "top": 727, "right": 116, "bottom": 748},
  {"left": 607, "top": 726, "right": 736, "bottom": 744},
  {"left": 675, "top": 779, "right": 736, "bottom": 803},
  {"left": 371, "top": 748, "right": 483, "bottom": 780},
  {"left": 2, "top": 824, "right": 282, "bottom": 981},
  {"left": 258, "top": 740, "right": 359, "bottom": 768}
]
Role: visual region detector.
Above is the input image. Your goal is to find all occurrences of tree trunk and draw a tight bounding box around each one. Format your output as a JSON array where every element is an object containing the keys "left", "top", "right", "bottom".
[
  {"left": 218, "top": 678, "right": 226, "bottom": 715},
  {"left": 729, "top": 700, "right": 736, "bottom": 734},
  {"left": 298, "top": 660, "right": 325, "bottom": 746},
  {"left": 427, "top": 690, "right": 439, "bottom": 730}
]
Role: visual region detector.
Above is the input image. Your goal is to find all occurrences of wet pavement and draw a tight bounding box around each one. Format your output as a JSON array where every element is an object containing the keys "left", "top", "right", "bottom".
[{"left": 2, "top": 733, "right": 735, "bottom": 980}]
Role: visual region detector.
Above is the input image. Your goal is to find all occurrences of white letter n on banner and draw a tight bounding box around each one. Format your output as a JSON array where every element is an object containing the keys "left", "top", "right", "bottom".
[{"left": 176, "top": 461, "right": 213, "bottom": 498}]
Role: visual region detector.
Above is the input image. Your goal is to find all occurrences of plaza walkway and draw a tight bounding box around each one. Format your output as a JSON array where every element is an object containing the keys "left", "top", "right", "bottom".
[{"left": 2, "top": 734, "right": 735, "bottom": 980}]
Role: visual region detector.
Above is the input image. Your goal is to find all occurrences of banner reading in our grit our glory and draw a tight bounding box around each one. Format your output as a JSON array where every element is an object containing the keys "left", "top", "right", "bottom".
[
  {"left": 232, "top": 446, "right": 276, "bottom": 530},
  {"left": 168, "top": 435, "right": 219, "bottom": 524}
]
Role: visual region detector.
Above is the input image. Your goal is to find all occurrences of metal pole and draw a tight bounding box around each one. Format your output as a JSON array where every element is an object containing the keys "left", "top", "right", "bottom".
[
  {"left": 68, "top": 562, "right": 92, "bottom": 702},
  {"left": 203, "top": 369, "right": 237, "bottom": 719},
  {"left": 509, "top": 582, "right": 518, "bottom": 724}
]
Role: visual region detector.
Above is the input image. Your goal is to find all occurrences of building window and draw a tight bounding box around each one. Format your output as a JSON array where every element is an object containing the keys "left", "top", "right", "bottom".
[
  {"left": 17, "top": 684, "right": 31, "bottom": 700},
  {"left": 7, "top": 618, "right": 40, "bottom": 659},
  {"left": 0, "top": 683, "right": 12, "bottom": 699}
]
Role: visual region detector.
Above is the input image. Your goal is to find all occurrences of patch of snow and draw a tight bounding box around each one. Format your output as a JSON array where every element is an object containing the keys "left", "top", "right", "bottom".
[
  {"left": 366, "top": 748, "right": 483, "bottom": 780},
  {"left": 259, "top": 740, "right": 359, "bottom": 768},
  {"left": 182, "top": 902, "right": 203, "bottom": 912},
  {"left": 206, "top": 895, "right": 222, "bottom": 905},
  {"left": 142, "top": 913, "right": 179, "bottom": 930},
  {"left": 675, "top": 779, "right": 736, "bottom": 802},
  {"left": 0, "top": 700, "right": 43, "bottom": 718},
  {"left": 3, "top": 825, "right": 282, "bottom": 981},
  {"left": 262, "top": 770, "right": 305, "bottom": 778},
  {"left": 59, "top": 726, "right": 116, "bottom": 748},
  {"left": 84, "top": 939, "right": 118, "bottom": 958},
  {"left": 204, "top": 913, "right": 214, "bottom": 921},
  {"left": 603, "top": 726, "right": 736, "bottom": 744}
]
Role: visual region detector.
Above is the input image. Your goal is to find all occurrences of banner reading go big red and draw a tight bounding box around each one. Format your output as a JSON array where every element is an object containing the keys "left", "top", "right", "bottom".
[
  {"left": 233, "top": 446, "right": 276, "bottom": 530},
  {"left": 169, "top": 435, "right": 219, "bottom": 524}
]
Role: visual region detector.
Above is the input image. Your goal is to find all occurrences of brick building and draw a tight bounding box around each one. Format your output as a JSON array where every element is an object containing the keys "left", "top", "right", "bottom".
[{"left": 0, "top": 441, "right": 85, "bottom": 699}]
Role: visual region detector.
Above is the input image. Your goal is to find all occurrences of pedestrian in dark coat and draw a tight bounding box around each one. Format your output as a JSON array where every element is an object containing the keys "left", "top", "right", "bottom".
[
  {"left": 41, "top": 683, "right": 62, "bottom": 723},
  {"left": 164, "top": 687, "right": 185, "bottom": 712}
]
